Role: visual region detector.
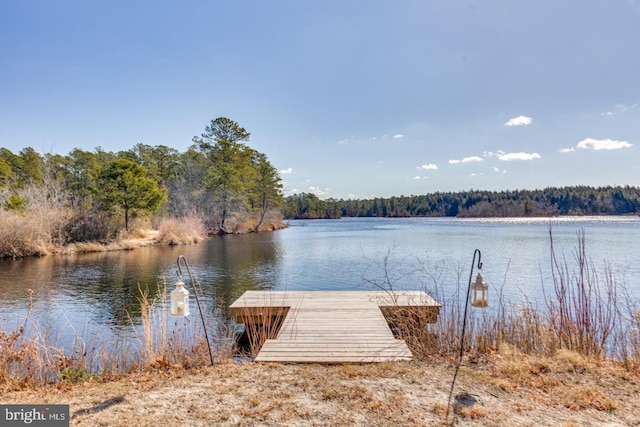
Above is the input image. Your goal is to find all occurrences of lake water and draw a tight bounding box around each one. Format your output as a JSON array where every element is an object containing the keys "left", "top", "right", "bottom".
[{"left": 1, "top": 216, "right": 639, "bottom": 349}]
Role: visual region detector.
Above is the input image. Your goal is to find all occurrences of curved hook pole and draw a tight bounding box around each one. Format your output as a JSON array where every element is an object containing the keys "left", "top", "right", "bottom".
[
  {"left": 176, "top": 255, "right": 214, "bottom": 366},
  {"left": 446, "top": 249, "right": 482, "bottom": 424},
  {"left": 460, "top": 249, "right": 481, "bottom": 361}
]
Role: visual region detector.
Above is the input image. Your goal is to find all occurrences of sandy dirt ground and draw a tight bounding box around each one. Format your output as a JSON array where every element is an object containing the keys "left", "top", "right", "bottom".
[{"left": 2, "top": 352, "right": 639, "bottom": 427}]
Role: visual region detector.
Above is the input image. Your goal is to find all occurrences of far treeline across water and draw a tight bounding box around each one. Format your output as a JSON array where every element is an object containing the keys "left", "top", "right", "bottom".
[{"left": 281, "top": 186, "right": 640, "bottom": 219}]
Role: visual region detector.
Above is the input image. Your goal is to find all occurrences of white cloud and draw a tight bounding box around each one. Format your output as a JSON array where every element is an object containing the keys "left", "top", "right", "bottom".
[
  {"left": 558, "top": 147, "right": 574, "bottom": 153},
  {"left": 279, "top": 167, "right": 294, "bottom": 175},
  {"left": 498, "top": 152, "right": 541, "bottom": 161},
  {"left": 308, "top": 186, "right": 329, "bottom": 197},
  {"left": 504, "top": 115, "right": 532, "bottom": 127},
  {"left": 576, "top": 138, "right": 633, "bottom": 150},
  {"left": 338, "top": 138, "right": 350, "bottom": 145},
  {"left": 483, "top": 150, "right": 502, "bottom": 158},
  {"left": 417, "top": 163, "right": 438, "bottom": 170},
  {"left": 449, "top": 156, "right": 483, "bottom": 164},
  {"left": 393, "top": 134, "right": 404, "bottom": 139},
  {"left": 462, "top": 156, "right": 483, "bottom": 163}
]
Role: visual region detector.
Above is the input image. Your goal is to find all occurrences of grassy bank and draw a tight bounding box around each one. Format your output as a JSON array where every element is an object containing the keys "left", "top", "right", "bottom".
[
  {"left": 2, "top": 351, "right": 638, "bottom": 426},
  {"left": 0, "top": 208, "right": 208, "bottom": 258},
  {"left": 0, "top": 208, "right": 285, "bottom": 258}
]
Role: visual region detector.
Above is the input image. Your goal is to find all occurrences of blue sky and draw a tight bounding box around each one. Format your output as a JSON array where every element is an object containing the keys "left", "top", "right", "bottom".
[{"left": 1, "top": 1, "right": 639, "bottom": 199}]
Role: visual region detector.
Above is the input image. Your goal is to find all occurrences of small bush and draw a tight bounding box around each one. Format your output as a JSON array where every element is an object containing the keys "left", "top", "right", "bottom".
[
  {"left": 64, "top": 211, "right": 118, "bottom": 242},
  {"left": 0, "top": 210, "right": 50, "bottom": 257},
  {"left": 59, "top": 365, "right": 95, "bottom": 384},
  {"left": 157, "top": 216, "right": 206, "bottom": 245}
]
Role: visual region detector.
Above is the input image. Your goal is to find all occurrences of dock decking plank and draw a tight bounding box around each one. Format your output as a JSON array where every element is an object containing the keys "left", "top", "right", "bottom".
[{"left": 230, "top": 290, "right": 440, "bottom": 363}]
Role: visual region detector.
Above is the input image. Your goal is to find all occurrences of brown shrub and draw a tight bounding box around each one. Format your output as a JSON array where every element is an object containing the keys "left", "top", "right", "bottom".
[
  {"left": 157, "top": 216, "right": 206, "bottom": 245},
  {"left": 0, "top": 210, "right": 58, "bottom": 257}
]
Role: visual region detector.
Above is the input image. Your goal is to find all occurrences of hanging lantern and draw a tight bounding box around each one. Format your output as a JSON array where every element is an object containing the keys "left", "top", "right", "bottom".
[
  {"left": 170, "top": 280, "right": 190, "bottom": 317},
  {"left": 470, "top": 272, "right": 489, "bottom": 308}
]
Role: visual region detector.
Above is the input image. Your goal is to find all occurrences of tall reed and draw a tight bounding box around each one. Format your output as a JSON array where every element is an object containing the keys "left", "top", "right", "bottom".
[
  {"left": 0, "top": 282, "right": 237, "bottom": 389},
  {"left": 544, "top": 228, "right": 618, "bottom": 356},
  {"left": 370, "top": 227, "right": 639, "bottom": 367},
  {"left": 156, "top": 216, "right": 207, "bottom": 245},
  {"left": 0, "top": 291, "right": 96, "bottom": 387},
  {"left": 136, "top": 281, "right": 236, "bottom": 367},
  {"left": 238, "top": 294, "right": 290, "bottom": 358}
]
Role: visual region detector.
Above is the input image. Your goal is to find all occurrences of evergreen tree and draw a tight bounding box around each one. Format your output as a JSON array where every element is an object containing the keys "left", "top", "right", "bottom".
[
  {"left": 96, "top": 159, "right": 167, "bottom": 231},
  {"left": 192, "top": 118, "right": 252, "bottom": 233},
  {"left": 250, "top": 151, "right": 283, "bottom": 231}
]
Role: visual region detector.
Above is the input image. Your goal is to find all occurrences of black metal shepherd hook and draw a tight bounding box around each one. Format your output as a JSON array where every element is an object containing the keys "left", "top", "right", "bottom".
[
  {"left": 445, "top": 248, "right": 482, "bottom": 424},
  {"left": 176, "top": 255, "right": 214, "bottom": 366}
]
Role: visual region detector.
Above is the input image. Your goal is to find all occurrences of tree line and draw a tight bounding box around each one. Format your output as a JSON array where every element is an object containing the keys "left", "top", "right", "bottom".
[
  {"left": 3, "top": 115, "right": 639, "bottom": 251},
  {"left": 0, "top": 117, "right": 283, "bottom": 246},
  {"left": 282, "top": 186, "right": 640, "bottom": 219}
]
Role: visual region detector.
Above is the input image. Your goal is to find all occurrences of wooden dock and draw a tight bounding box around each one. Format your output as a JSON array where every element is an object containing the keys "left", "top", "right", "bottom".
[{"left": 230, "top": 290, "right": 440, "bottom": 363}]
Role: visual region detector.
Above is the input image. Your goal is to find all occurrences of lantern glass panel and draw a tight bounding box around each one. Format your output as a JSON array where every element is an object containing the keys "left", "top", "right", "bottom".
[
  {"left": 470, "top": 273, "right": 489, "bottom": 308},
  {"left": 170, "top": 281, "right": 190, "bottom": 317}
]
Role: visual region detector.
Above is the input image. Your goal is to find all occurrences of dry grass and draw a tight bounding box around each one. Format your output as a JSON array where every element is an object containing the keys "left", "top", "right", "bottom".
[
  {"left": 156, "top": 216, "right": 207, "bottom": 245},
  {"left": 62, "top": 228, "right": 163, "bottom": 254},
  {"left": 0, "top": 206, "right": 209, "bottom": 257},
  {"left": 136, "top": 282, "right": 234, "bottom": 369},
  {"left": 2, "top": 358, "right": 639, "bottom": 426},
  {"left": 239, "top": 305, "right": 289, "bottom": 358},
  {"left": 0, "top": 320, "right": 93, "bottom": 389},
  {"left": 0, "top": 209, "right": 63, "bottom": 257},
  {"left": 62, "top": 240, "right": 140, "bottom": 254},
  {"left": 1, "top": 307, "right": 639, "bottom": 425},
  {"left": 211, "top": 210, "right": 287, "bottom": 234},
  {"left": 233, "top": 291, "right": 295, "bottom": 358},
  {"left": 368, "top": 228, "right": 640, "bottom": 372},
  {"left": 485, "top": 343, "right": 624, "bottom": 413},
  {"left": 0, "top": 284, "right": 234, "bottom": 392}
]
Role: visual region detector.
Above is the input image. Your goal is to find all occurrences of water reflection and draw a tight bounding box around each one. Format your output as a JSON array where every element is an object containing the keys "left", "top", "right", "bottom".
[
  {"left": 1, "top": 216, "right": 639, "bottom": 350},
  {"left": 0, "top": 232, "right": 283, "bottom": 330}
]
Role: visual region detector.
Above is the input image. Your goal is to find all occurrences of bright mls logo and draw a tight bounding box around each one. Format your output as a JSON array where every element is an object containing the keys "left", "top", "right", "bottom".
[{"left": 1, "top": 405, "right": 69, "bottom": 426}]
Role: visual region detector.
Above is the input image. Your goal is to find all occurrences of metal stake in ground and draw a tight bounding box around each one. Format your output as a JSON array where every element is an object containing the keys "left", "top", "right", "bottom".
[
  {"left": 445, "top": 248, "right": 489, "bottom": 424},
  {"left": 173, "top": 255, "right": 214, "bottom": 366}
]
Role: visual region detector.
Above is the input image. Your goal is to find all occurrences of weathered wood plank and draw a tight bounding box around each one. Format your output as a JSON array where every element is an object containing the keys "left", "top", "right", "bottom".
[
  {"left": 231, "top": 290, "right": 440, "bottom": 363},
  {"left": 255, "top": 356, "right": 413, "bottom": 363}
]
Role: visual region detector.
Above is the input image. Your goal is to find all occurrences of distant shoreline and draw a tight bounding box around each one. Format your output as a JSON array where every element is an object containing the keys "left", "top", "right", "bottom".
[{"left": 282, "top": 186, "right": 640, "bottom": 219}]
